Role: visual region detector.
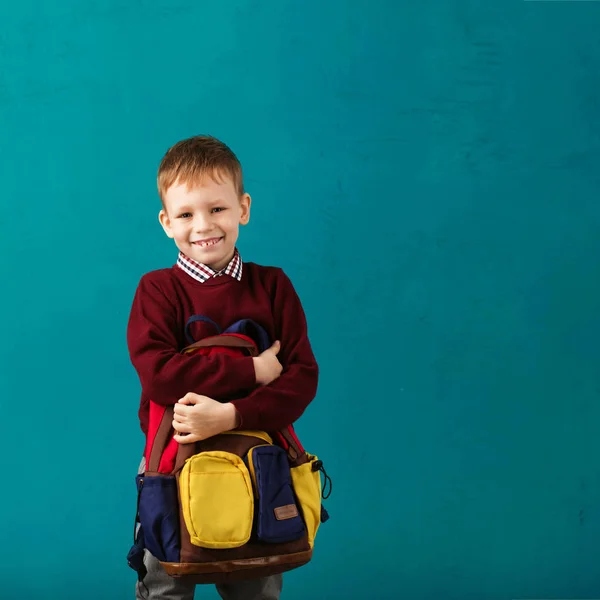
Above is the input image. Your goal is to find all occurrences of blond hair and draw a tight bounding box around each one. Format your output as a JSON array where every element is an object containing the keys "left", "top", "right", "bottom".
[{"left": 157, "top": 135, "right": 244, "bottom": 202}]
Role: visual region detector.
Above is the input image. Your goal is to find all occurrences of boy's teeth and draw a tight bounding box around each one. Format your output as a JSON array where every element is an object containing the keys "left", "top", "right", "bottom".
[{"left": 197, "top": 238, "right": 220, "bottom": 247}]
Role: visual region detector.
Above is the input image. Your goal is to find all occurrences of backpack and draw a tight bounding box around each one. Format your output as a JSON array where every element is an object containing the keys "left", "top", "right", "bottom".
[{"left": 127, "top": 316, "right": 331, "bottom": 585}]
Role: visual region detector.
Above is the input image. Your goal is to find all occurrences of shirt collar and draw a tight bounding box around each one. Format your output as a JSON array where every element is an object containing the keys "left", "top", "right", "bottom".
[{"left": 176, "top": 248, "right": 243, "bottom": 283}]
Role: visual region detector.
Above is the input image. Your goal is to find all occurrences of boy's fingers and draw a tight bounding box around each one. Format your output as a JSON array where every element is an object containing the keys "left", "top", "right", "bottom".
[
  {"left": 174, "top": 403, "right": 187, "bottom": 415},
  {"left": 182, "top": 393, "right": 202, "bottom": 404},
  {"left": 260, "top": 340, "right": 281, "bottom": 358},
  {"left": 179, "top": 392, "right": 198, "bottom": 404},
  {"left": 172, "top": 420, "right": 191, "bottom": 433},
  {"left": 174, "top": 433, "right": 200, "bottom": 445}
]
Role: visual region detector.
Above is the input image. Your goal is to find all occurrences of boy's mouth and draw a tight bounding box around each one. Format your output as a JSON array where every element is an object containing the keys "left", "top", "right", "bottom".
[{"left": 192, "top": 237, "right": 223, "bottom": 248}]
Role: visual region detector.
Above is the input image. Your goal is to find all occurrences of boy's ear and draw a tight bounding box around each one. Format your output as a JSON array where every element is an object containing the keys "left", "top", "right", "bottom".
[
  {"left": 239, "top": 193, "right": 251, "bottom": 226},
  {"left": 159, "top": 209, "right": 175, "bottom": 238}
]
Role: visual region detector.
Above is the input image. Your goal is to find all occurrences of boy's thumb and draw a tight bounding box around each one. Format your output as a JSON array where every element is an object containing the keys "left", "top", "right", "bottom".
[
  {"left": 271, "top": 340, "right": 281, "bottom": 354},
  {"left": 180, "top": 392, "right": 199, "bottom": 404}
]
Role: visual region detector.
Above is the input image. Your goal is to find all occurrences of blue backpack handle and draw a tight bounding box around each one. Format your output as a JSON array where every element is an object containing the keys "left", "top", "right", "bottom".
[
  {"left": 185, "top": 315, "right": 221, "bottom": 344},
  {"left": 223, "top": 319, "right": 271, "bottom": 353}
]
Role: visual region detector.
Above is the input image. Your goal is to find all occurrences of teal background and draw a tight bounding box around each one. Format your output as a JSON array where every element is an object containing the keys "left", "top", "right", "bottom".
[{"left": 1, "top": 1, "right": 600, "bottom": 599}]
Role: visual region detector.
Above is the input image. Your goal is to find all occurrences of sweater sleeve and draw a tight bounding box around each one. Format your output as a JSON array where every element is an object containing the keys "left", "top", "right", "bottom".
[
  {"left": 127, "top": 274, "right": 256, "bottom": 405},
  {"left": 230, "top": 269, "right": 318, "bottom": 431}
]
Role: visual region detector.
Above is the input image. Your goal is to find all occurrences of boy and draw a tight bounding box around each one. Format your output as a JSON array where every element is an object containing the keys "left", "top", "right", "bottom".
[{"left": 126, "top": 135, "right": 319, "bottom": 600}]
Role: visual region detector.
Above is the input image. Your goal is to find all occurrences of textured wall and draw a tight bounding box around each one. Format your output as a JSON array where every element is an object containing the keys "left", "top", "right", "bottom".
[{"left": 1, "top": 1, "right": 599, "bottom": 598}]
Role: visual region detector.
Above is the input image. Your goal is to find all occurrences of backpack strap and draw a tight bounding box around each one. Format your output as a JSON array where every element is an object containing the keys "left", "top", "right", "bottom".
[
  {"left": 182, "top": 334, "right": 259, "bottom": 356},
  {"left": 275, "top": 426, "right": 309, "bottom": 466},
  {"left": 182, "top": 318, "right": 270, "bottom": 359},
  {"left": 147, "top": 406, "right": 177, "bottom": 473},
  {"left": 223, "top": 319, "right": 271, "bottom": 353},
  {"left": 185, "top": 315, "right": 221, "bottom": 344}
]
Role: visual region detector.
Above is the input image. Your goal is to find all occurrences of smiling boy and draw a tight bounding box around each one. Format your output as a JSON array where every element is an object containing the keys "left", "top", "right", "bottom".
[{"left": 126, "top": 135, "right": 319, "bottom": 599}]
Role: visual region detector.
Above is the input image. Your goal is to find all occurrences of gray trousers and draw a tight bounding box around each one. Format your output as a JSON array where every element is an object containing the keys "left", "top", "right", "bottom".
[
  {"left": 135, "top": 458, "right": 283, "bottom": 600},
  {"left": 135, "top": 551, "right": 283, "bottom": 600}
]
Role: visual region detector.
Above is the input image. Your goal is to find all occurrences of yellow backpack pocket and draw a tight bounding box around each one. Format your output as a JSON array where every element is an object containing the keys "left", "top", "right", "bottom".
[
  {"left": 290, "top": 455, "right": 323, "bottom": 548},
  {"left": 180, "top": 451, "right": 254, "bottom": 549}
]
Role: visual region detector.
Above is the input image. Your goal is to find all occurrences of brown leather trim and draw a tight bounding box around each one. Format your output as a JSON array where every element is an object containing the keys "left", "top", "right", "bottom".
[
  {"left": 280, "top": 427, "right": 309, "bottom": 467},
  {"left": 161, "top": 559, "right": 311, "bottom": 584},
  {"left": 148, "top": 405, "right": 175, "bottom": 473},
  {"left": 161, "top": 548, "right": 312, "bottom": 576},
  {"left": 182, "top": 335, "right": 259, "bottom": 356},
  {"left": 274, "top": 504, "right": 299, "bottom": 520}
]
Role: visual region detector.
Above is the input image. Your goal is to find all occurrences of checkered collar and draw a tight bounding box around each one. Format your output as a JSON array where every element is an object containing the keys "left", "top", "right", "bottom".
[{"left": 176, "top": 248, "right": 243, "bottom": 283}]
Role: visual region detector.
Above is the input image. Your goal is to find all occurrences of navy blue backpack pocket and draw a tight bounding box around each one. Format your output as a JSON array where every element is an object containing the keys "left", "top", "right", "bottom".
[
  {"left": 246, "top": 445, "right": 305, "bottom": 544},
  {"left": 137, "top": 474, "right": 180, "bottom": 563}
]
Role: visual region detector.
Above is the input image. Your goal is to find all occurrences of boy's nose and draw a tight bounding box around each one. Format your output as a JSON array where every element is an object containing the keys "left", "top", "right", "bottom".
[{"left": 193, "top": 215, "right": 212, "bottom": 232}]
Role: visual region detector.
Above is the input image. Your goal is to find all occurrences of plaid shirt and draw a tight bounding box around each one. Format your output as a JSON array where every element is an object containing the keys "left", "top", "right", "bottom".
[{"left": 176, "top": 248, "right": 243, "bottom": 283}]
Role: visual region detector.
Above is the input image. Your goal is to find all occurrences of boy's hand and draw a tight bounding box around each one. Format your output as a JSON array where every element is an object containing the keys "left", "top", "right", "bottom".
[
  {"left": 252, "top": 340, "right": 283, "bottom": 386},
  {"left": 173, "top": 393, "right": 240, "bottom": 444}
]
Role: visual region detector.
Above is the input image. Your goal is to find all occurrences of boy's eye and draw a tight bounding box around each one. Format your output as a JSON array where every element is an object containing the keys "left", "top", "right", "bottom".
[
  {"left": 178, "top": 212, "right": 192, "bottom": 218},
  {"left": 211, "top": 207, "right": 226, "bottom": 213}
]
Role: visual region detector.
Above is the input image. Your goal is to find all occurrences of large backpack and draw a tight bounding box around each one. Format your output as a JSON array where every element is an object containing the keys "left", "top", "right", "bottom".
[{"left": 127, "top": 316, "right": 331, "bottom": 585}]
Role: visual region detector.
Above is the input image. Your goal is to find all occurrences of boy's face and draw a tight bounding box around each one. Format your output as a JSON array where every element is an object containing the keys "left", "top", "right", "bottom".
[{"left": 159, "top": 176, "right": 251, "bottom": 272}]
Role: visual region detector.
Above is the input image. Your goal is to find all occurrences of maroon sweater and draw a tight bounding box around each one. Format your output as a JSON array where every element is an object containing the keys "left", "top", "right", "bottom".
[{"left": 127, "top": 262, "right": 318, "bottom": 436}]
